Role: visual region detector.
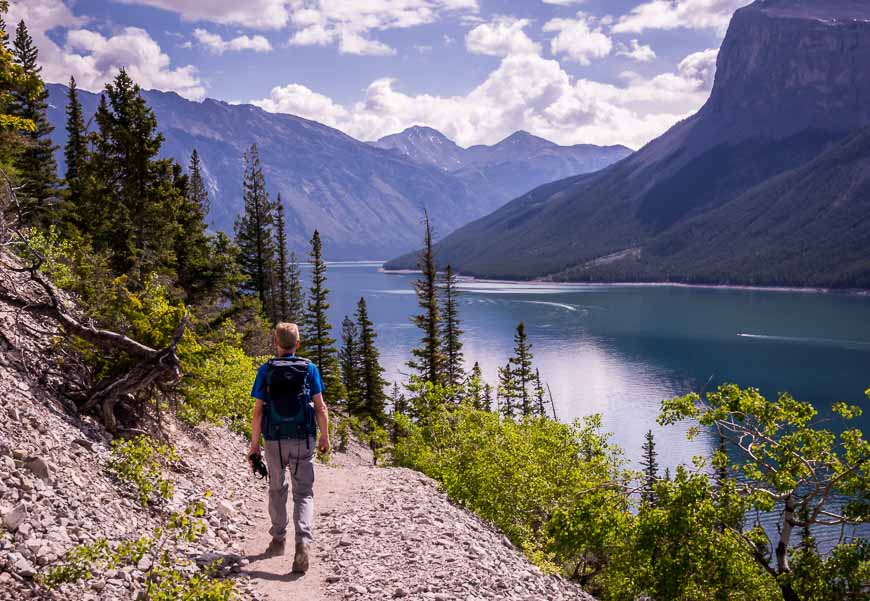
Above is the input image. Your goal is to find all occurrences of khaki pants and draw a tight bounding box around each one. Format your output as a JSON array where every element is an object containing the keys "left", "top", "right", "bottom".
[{"left": 263, "top": 437, "right": 315, "bottom": 545}]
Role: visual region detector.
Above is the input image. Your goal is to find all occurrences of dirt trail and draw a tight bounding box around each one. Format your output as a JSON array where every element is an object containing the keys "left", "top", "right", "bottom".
[{"left": 240, "top": 443, "right": 594, "bottom": 601}]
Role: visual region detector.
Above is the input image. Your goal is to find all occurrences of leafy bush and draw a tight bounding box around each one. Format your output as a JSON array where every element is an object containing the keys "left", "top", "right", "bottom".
[
  {"left": 107, "top": 435, "right": 178, "bottom": 506},
  {"left": 41, "top": 500, "right": 237, "bottom": 600}
]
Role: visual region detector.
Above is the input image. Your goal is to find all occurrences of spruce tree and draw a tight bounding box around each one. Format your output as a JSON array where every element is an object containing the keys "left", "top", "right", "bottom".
[
  {"left": 466, "top": 362, "right": 484, "bottom": 410},
  {"left": 440, "top": 264, "right": 464, "bottom": 390},
  {"left": 409, "top": 211, "right": 443, "bottom": 385},
  {"left": 188, "top": 149, "right": 209, "bottom": 219},
  {"left": 10, "top": 20, "right": 57, "bottom": 225},
  {"left": 510, "top": 322, "right": 535, "bottom": 417},
  {"left": 234, "top": 143, "right": 277, "bottom": 317},
  {"left": 356, "top": 297, "right": 387, "bottom": 424},
  {"left": 391, "top": 382, "right": 407, "bottom": 417},
  {"left": 339, "top": 315, "right": 361, "bottom": 411},
  {"left": 534, "top": 369, "right": 547, "bottom": 417},
  {"left": 287, "top": 251, "right": 305, "bottom": 323},
  {"left": 640, "top": 429, "right": 660, "bottom": 506},
  {"left": 497, "top": 362, "right": 517, "bottom": 419},
  {"left": 482, "top": 383, "right": 494, "bottom": 413},
  {"left": 303, "top": 230, "right": 344, "bottom": 399},
  {"left": 170, "top": 160, "right": 214, "bottom": 304},
  {"left": 274, "top": 197, "right": 290, "bottom": 322},
  {"left": 64, "top": 76, "right": 88, "bottom": 213}
]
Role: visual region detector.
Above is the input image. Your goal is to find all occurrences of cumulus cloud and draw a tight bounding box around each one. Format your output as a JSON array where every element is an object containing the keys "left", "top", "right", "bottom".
[
  {"left": 252, "top": 83, "right": 349, "bottom": 126},
  {"left": 114, "top": 0, "right": 293, "bottom": 30},
  {"left": 8, "top": 0, "right": 205, "bottom": 99},
  {"left": 544, "top": 14, "right": 613, "bottom": 66},
  {"left": 465, "top": 17, "right": 540, "bottom": 57},
  {"left": 616, "top": 39, "right": 656, "bottom": 62},
  {"left": 287, "top": 0, "right": 478, "bottom": 56},
  {"left": 613, "top": 0, "right": 751, "bottom": 34},
  {"left": 250, "top": 46, "right": 718, "bottom": 149},
  {"left": 193, "top": 29, "right": 272, "bottom": 54}
]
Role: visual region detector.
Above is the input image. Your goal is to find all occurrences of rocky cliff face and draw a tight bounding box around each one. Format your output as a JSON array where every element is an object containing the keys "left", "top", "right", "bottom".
[{"left": 392, "top": 0, "right": 870, "bottom": 287}]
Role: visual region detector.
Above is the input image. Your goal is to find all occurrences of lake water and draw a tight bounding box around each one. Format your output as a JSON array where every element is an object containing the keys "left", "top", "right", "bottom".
[{"left": 312, "top": 262, "right": 870, "bottom": 547}]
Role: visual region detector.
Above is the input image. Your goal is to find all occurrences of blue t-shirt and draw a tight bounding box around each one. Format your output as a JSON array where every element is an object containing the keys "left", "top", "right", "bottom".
[{"left": 251, "top": 355, "right": 324, "bottom": 401}]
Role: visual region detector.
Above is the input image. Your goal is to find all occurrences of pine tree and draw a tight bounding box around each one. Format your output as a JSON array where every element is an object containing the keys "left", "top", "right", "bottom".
[
  {"left": 188, "top": 149, "right": 209, "bottom": 219},
  {"left": 287, "top": 251, "right": 305, "bottom": 323},
  {"left": 273, "top": 197, "right": 290, "bottom": 322},
  {"left": 339, "top": 315, "right": 361, "bottom": 411},
  {"left": 303, "top": 230, "right": 344, "bottom": 399},
  {"left": 497, "top": 362, "right": 517, "bottom": 419},
  {"left": 466, "top": 361, "right": 484, "bottom": 409},
  {"left": 10, "top": 20, "right": 57, "bottom": 225},
  {"left": 440, "top": 264, "right": 464, "bottom": 391},
  {"left": 234, "top": 143, "right": 277, "bottom": 317},
  {"left": 534, "top": 369, "right": 547, "bottom": 417},
  {"left": 82, "top": 70, "right": 181, "bottom": 277},
  {"left": 170, "top": 160, "right": 215, "bottom": 304},
  {"left": 640, "top": 429, "right": 660, "bottom": 506},
  {"left": 510, "top": 322, "right": 535, "bottom": 417},
  {"left": 409, "top": 211, "right": 443, "bottom": 386},
  {"left": 64, "top": 76, "right": 88, "bottom": 213},
  {"left": 391, "top": 382, "right": 407, "bottom": 417},
  {"left": 356, "top": 297, "right": 387, "bottom": 424},
  {"left": 482, "top": 383, "right": 494, "bottom": 413}
]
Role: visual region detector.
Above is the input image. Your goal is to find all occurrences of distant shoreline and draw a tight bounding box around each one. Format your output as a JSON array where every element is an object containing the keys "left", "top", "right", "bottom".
[{"left": 377, "top": 266, "right": 870, "bottom": 296}]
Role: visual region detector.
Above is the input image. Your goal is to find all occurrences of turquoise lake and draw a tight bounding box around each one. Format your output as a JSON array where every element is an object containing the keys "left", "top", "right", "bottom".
[{"left": 310, "top": 261, "right": 870, "bottom": 548}]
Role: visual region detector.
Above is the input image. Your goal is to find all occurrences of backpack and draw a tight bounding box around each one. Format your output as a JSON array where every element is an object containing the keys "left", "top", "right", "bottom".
[{"left": 263, "top": 356, "right": 316, "bottom": 440}]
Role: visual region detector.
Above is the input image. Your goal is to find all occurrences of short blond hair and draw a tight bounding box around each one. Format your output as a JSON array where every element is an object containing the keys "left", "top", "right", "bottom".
[{"left": 274, "top": 322, "right": 300, "bottom": 350}]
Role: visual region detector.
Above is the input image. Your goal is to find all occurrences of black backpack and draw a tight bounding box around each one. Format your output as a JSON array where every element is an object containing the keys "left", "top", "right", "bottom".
[{"left": 263, "top": 356, "right": 316, "bottom": 440}]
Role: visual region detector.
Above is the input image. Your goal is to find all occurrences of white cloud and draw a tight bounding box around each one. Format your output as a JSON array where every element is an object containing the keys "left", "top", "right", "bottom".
[
  {"left": 250, "top": 46, "right": 718, "bottom": 149},
  {"left": 252, "top": 83, "right": 349, "bottom": 126},
  {"left": 542, "top": 0, "right": 587, "bottom": 5},
  {"left": 287, "top": 0, "right": 478, "bottom": 56},
  {"left": 616, "top": 39, "right": 656, "bottom": 62},
  {"left": 613, "top": 0, "right": 751, "bottom": 34},
  {"left": 113, "top": 0, "right": 294, "bottom": 30},
  {"left": 544, "top": 15, "right": 613, "bottom": 66},
  {"left": 8, "top": 0, "right": 205, "bottom": 99},
  {"left": 465, "top": 17, "right": 540, "bottom": 57},
  {"left": 193, "top": 29, "right": 273, "bottom": 54}
]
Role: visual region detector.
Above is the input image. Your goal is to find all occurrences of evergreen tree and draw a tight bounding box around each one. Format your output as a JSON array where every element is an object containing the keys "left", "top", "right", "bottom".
[
  {"left": 466, "top": 361, "right": 484, "bottom": 410},
  {"left": 534, "top": 369, "right": 547, "bottom": 417},
  {"left": 391, "top": 382, "right": 407, "bottom": 417},
  {"left": 10, "top": 20, "right": 57, "bottom": 225},
  {"left": 640, "top": 429, "right": 660, "bottom": 506},
  {"left": 274, "top": 197, "right": 290, "bottom": 322},
  {"left": 440, "top": 264, "right": 464, "bottom": 390},
  {"left": 0, "top": 4, "right": 39, "bottom": 171},
  {"left": 287, "top": 251, "right": 305, "bottom": 323},
  {"left": 187, "top": 149, "right": 209, "bottom": 219},
  {"left": 510, "top": 322, "right": 535, "bottom": 417},
  {"left": 339, "top": 315, "right": 361, "bottom": 411},
  {"left": 170, "top": 160, "right": 216, "bottom": 304},
  {"left": 408, "top": 211, "right": 443, "bottom": 385},
  {"left": 64, "top": 76, "right": 88, "bottom": 212},
  {"left": 482, "top": 383, "right": 494, "bottom": 413},
  {"left": 303, "top": 230, "right": 344, "bottom": 399},
  {"left": 497, "top": 362, "right": 517, "bottom": 419},
  {"left": 82, "top": 70, "right": 182, "bottom": 277},
  {"left": 356, "top": 297, "right": 387, "bottom": 424},
  {"left": 234, "top": 143, "right": 277, "bottom": 317}
]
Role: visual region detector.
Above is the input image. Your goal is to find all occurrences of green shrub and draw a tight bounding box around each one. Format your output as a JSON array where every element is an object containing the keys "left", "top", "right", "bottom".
[
  {"left": 42, "top": 500, "right": 237, "bottom": 600},
  {"left": 107, "top": 435, "right": 178, "bottom": 506}
]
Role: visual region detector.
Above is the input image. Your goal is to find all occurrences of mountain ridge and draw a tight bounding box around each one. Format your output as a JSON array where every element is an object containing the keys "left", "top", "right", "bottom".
[{"left": 385, "top": 0, "right": 870, "bottom": 288}]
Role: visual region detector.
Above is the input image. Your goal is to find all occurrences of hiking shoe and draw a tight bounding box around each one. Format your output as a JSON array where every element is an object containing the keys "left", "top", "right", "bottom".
[
  {"left": 267, "top": 538, "right": 285, "bottom": 556},
  {"left": 292, "top": 543, "right": 310, "bottom": 573}
]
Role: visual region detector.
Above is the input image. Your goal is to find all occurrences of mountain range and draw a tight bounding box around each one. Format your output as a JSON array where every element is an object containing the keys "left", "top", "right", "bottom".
[
  {"left": 44, "top": 89, "right": 629, "bottom": 260},
  {"left": 386, "top": 0, "right": 870, "bottom": 288}
]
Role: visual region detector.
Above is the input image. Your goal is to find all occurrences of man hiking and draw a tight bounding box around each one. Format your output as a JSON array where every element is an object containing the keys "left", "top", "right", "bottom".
[{"left": 248, "top": 322, "right": 330, "bottom": 574}]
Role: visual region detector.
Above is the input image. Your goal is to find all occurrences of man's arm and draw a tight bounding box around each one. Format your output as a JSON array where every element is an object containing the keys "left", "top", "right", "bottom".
[
  {"left": 249, "top": 398, "right": 264, "bottom": 457},
  {"left": 313, "top": 393, "right": 329, "bottom": 453}
]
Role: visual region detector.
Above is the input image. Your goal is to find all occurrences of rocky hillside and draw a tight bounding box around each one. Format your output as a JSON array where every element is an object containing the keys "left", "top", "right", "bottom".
[
  {"left": 375, "top": 127, "right": 632, "bottom": 210},
  {"left": 387, "top": 0, "right": 870, "bottom": 287},
  {"left": 0, "top": 261, "right": 592, "bottom": 601}
]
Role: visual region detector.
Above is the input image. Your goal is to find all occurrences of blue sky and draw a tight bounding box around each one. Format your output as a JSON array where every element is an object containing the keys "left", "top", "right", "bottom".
[{"left": 9, "top": 0, "right": 750, "bottom": 148}]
